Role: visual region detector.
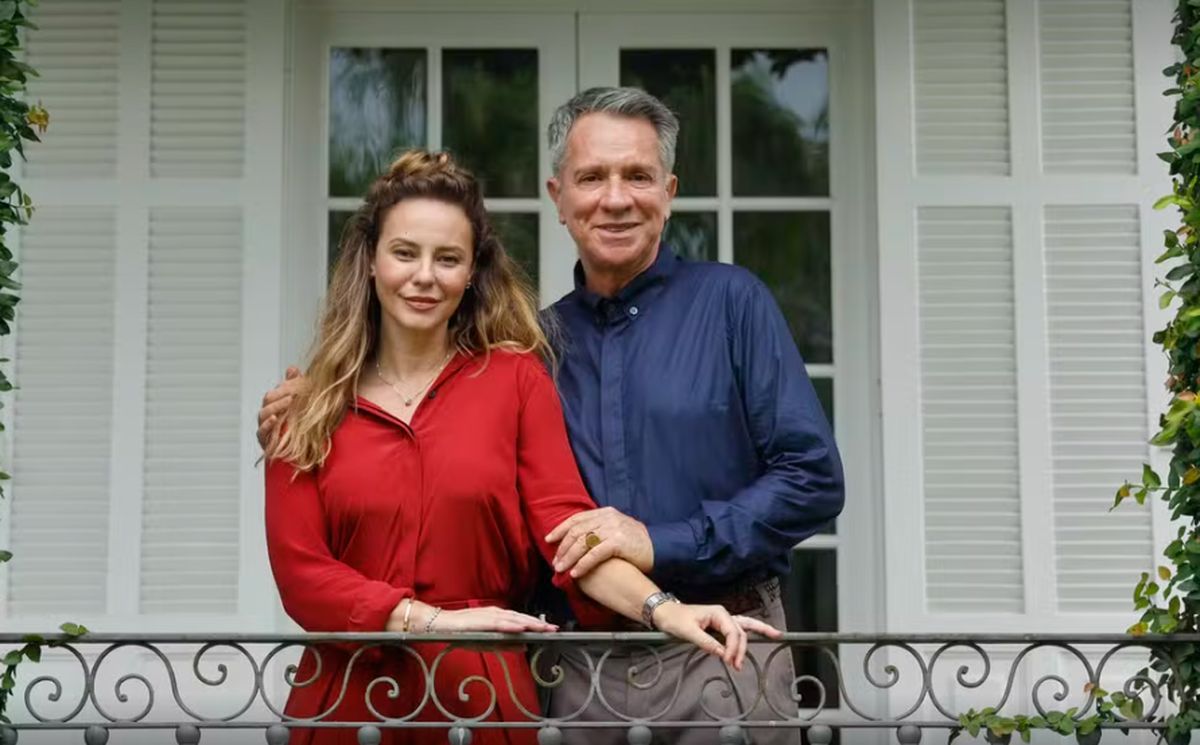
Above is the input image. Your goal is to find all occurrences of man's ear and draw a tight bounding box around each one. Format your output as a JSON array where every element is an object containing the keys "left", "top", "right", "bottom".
[{"left": 546, "top": 176, "right": 564, "bottom": 223}]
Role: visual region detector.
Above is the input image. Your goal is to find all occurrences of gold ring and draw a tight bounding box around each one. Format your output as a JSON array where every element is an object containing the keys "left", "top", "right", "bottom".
[{"left": 584, "top": 531, "right": 602, "bottom": 551}]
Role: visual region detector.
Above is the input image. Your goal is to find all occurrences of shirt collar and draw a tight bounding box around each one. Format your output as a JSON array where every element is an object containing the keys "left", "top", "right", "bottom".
[{"left": 571, "top": 243, "right": 680, "bottom": 316}]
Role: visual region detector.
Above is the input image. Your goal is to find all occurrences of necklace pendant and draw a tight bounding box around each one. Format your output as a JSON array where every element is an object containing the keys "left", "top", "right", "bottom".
[{"left": 403, "top": 398, "right": 414, "bottom": 407}]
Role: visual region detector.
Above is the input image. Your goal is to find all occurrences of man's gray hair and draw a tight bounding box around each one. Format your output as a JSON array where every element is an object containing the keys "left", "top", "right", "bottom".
[{"left": 547, "top": 87, "right": 680, "bottom": 176}]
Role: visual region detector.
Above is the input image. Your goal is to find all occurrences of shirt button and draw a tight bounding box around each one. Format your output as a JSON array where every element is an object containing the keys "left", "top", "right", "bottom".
[{"left": 628, "top": 306, "right": 639, "bottom": 317}]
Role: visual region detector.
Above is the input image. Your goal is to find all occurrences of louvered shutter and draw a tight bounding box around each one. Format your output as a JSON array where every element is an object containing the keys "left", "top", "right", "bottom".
[
  {"left": 7, "top": 208, "right": 117, "bottom": 615},
  {"left": 1045, "top": 205, "right": 1152, "bottom": 612},
  {"left": 918, "top": 207, "right": 1024, "bottom": 613},
  {"left": 5, "top": 0, "right": 281, "bottom": 628},
  {"left": 151, "top": 0, "right": 246, "bottom": 178},
  {"left": 913, "top": 0, "right": 1010, "bottom": 175},
  {"left": 24, "top": 1, "right": 120, "bottom": 177},
  {"left": 878, "top": 0, "right": 1163, "bottom": 630},
  {"left": 1039, "top": 0, "right": 1137, "bottom": 174},
  {"left": 140, "top": 209, "right": 243, "bottom": 614}
]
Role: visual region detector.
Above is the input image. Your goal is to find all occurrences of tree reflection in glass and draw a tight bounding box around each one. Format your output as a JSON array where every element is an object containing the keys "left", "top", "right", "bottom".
[
  {"left": 328, "top": 49, "right": 427, "bottom": 197},
  {"left": 731, "top": 49, "right": 829, "bottom": 197},
  {"left": 491, "top": 212, "right": 539, "bottom": 292},
  {"left": 621, "top": 50, "right": 716, "bottom": 197},
  {"left": 662, "top": 212, "right": 716, "bottom": 262},
  {"left": 443, "top": 50, "right": 538, "bottom": 198},
  {"left": 735, "top": 211, "right": 831, "bottom": 364}
]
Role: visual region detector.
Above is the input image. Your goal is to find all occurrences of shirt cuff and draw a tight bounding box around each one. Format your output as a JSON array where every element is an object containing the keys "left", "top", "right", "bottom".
[
  {"left": 348, "top": 582, "right": 411, "bottom": 632},
  {"left": 647, "top": 520, "right": 701, "bottom": 579}
]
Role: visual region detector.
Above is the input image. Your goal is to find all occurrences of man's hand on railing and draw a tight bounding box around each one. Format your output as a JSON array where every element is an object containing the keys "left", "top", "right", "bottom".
[
  {"left": 651, "top": 602, "right": 782, "bottom": 672},
  {"left": 257, "top": 366, "right": 304, "bottom": 451}
]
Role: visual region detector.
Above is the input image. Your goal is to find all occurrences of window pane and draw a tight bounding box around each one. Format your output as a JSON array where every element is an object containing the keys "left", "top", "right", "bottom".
[
  {"left": 731, "top": 49, "right": 829, "bottom": 196},
  {"left": 783, "top": 548, "right": 839, "bottom": 709},
  {"left": 812, "top": 376, "right": 833, "bottom": 428},
  {"left": 491, "top": 212, "right": 539, "bottom": 291},
  {"left": 734, "top": 212, "right": 831, "bottom": 363},
  {"left": 662, "top": 211, "right": 716, "bottom": 262},
  {"left": 328, "top": 210, "right": 355, "bottom": 276},
  {"left": 620, "top": 49, "right": 716, "bottom": 196},
  {"left": 329, "top": 49, "right": 426, "bottom": 197},
  {"left": 443, "top": 50, "right": 538, "bottom": 198}
]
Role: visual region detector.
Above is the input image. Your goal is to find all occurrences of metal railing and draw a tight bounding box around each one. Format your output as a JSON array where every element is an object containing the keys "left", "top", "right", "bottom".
[{"left": 0, "top": 633, "right": 1190, "bottom": 743}]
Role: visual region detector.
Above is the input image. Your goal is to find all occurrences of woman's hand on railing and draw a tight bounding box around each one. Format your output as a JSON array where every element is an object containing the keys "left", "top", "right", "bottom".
[
  {"left": 650, "top": 603, "right": 782, "bottom": 672},
  {"left": 392, "top": 601, "right": 559, "bottom": 634}
]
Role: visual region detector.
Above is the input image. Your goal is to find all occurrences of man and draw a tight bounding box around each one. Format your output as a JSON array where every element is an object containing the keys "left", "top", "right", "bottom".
[{"left": 259, "top": 87, "right": 843, "bottom": 743}]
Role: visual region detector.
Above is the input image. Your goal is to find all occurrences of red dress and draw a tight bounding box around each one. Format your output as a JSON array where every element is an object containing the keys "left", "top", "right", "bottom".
[{"left": 265, "top": 350, "right": 610, "bottom": 744}]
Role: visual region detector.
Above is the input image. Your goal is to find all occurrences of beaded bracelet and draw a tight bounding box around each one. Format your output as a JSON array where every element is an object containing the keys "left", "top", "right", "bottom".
[{"left": 424, "top": 606, "right": 443, "bottom": 633}]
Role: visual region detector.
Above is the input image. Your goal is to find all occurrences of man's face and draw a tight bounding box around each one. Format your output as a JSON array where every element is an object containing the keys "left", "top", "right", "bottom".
[{"left": 547, "top": 112, "right": 678, "bottom": 283}]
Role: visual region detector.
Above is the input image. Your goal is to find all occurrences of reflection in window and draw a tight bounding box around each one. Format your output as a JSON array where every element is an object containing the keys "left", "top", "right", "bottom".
[
  {"left": 443, "top": 50, "right": 539, "bottom": 198},
  {"left": 328, "top": 49, "right": 427, "bottom": 197},
  {"left": 662, "top": 212, "right": 716, "bottom": 262},
  {"left": 812, "top": 376, "right": 833, "bottom": 428},
  {"left": 735, "top": 212, "right": 832, "bottom": 364},
  {"left": 783, "top": 548, "right": 839, "bottom": 709},
  {"left": 327, "top": 210, "right": 355, "bottom": 277},
  {"left": 732, "top": 49, "right": 829, "bottom": 196},
  {"left": 620, "top": 49, "right": 716, "bottom": 196},
  {"left": 491, "top": 212, "right": 539, "bottom": 291}
]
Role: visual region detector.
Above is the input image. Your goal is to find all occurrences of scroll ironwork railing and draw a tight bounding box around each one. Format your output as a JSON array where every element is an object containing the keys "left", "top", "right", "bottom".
[{"left": 0, "top": 632, "right": 1191, "bottom": 743}]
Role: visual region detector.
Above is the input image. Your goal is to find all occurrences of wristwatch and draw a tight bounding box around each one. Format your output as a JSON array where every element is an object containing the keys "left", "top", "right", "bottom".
[{"left": 641, "top": 591, "right": 680, "bottom": 629}]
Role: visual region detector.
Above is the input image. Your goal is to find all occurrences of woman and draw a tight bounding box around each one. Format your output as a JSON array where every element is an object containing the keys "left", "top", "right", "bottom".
[{"left": 265, "top": 150, "right": 778, "bottom": 744}]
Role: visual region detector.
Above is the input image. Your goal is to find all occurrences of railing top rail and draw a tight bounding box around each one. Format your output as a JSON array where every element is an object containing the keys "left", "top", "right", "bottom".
[{"left": 0, "top": 631, "right": 1196, "bottom": 643}]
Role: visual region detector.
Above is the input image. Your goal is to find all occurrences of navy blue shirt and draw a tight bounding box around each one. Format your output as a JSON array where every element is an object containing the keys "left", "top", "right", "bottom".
[{"left": 549, "top": 245, "right": 845, "bottom": 598}]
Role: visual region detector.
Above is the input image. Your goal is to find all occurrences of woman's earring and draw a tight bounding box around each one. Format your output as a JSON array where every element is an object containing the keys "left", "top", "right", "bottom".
[{"left": 466, "top": 281, "right": 473, "bottom": 289}]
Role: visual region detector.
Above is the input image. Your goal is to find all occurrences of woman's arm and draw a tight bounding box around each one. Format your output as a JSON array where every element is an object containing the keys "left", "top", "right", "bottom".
[{"left": 513, "top": 356, "right": 781, "bottom": 670}]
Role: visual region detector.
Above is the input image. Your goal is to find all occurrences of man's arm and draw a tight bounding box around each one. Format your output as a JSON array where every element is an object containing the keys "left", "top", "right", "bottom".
[
  {"left": 646, "top": 276, "right": 845, "bottom": 581},
  {"left": 551, "top": 276, "right": 845, "bottom": 582}
]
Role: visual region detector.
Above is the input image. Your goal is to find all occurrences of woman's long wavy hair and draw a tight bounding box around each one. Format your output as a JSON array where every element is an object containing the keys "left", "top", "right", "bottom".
[{"left": 272, "top": 149, "right": 550, "bottom": 471}]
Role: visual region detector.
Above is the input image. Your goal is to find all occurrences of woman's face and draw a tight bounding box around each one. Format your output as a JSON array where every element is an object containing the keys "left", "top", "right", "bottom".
[{"left": 372, "top": 197, "right": 474, "bottom": 338}]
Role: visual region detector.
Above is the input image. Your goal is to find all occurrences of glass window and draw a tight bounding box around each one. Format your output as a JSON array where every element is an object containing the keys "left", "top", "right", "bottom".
[
  {"left": 731, "top": 49, "right": 829, "bottom": 197},
  {"left": 620, "top": 49, "right": 717, "bottom": 196},
  {"left": 328, "top": 49, "right": 426, "bottom": 197},
  {"left": 662, "top": 212, "right": 717, "bottom": 262},
  {"left": 734, "top": 211, "right": 832, "bottom": 364},
  {"left": 783, "top": 548, "right": 839, "bottom": 709},
  {"left": 491, "top": 212, "right": 540, "bottom": 290},
  {"left": 443, "top": 49, "right": 539, "bottom": 198}
]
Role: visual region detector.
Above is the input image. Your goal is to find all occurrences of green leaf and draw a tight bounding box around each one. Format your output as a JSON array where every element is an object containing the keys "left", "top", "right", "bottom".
[
  {"left": 1163, "top": 288, "right": 1179, "bottom": 308},
  {"left": 1, "top": 651, "right": 19, "bottom": 666},
  {"left": 0, "top": 550, "right": 10, "bottom": 563},
  {"left": 21, "top": 644, "right": 38, "bottom": 663},
  {"left": 57, "top": 622, "right": 87, "bottom": 637}
]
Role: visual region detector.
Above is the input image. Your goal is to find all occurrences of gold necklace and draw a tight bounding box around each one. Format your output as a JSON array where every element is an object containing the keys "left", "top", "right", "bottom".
[{"left": 375, "top": 351, "right": 454, "bottom": 407}]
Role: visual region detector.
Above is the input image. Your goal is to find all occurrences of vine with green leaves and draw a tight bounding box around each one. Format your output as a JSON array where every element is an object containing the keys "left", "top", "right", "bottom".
[
  {"left": 1106, "top": 1, "right": 1200, "bottom": 744},
  {"left": 0, "top": 0, "right": 87, "bottom": 727}
]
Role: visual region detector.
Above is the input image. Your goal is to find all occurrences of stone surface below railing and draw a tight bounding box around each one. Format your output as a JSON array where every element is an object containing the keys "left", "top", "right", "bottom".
[{"left": 0, "top": 633, "right": 1190, "bottom": 744}]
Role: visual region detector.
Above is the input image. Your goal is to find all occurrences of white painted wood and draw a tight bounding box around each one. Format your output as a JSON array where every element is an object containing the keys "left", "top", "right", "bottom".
[
  {"left": 149, "top": 0, "right": 247, "bottom": 178},
  {"left": 23, "top": 0, "right": 121, "bottom": 178},
  {"left": 6, "top": 208, "right": 117, "bottom": 616},
  {"left": 876, "top": 0, "right": 1171, "bottom": 632}
]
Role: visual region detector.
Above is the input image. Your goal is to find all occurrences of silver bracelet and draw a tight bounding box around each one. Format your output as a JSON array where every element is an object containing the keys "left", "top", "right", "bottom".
[{"left": 423, "top": 606, "right": 443, "bottom": 633}]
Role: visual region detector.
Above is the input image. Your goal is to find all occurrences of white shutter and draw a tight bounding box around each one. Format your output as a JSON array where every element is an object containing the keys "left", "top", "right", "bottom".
[
  {"left": 1045, "top": 205, "right": 1151, "bottom": 612},
  {"left": 150, "top": 0, "right": 247, "bottom": 178},
  {"left": 918, "top": 206, "right": 1024, "bottom": 613},
  {"left": 913, "top": 0, "right": 1010, "bottom": 175},
  {"left": 1038, "top": 0, "right": 1136, "bottom": 174},
  {"left": 7, "top": 208, "right": 116, "bottom": 615},
  {"left": 140, "top": 208, "right": 243, "bottom": 614},
  {"left": 24, "top": 1, "right": 121, "bottom": 178}
]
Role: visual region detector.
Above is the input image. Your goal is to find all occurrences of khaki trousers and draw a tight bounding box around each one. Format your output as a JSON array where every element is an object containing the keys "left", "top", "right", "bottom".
[{"left": 543, "top": 584, "right": 800, "bottom": 745}]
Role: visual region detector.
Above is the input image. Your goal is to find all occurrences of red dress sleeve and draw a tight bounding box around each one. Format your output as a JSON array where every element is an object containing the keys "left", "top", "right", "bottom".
[
  {"left": 515, "top": 356, "right": 615, "bottom": 628},
  {"left": 265, "top": 458, "right": 412, "bottom": 632}
]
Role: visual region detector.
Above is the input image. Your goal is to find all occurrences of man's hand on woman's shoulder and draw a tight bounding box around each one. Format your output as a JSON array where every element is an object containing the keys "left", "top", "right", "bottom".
[{"left": 257, "top": 366, "right": 304, "bottom": 451}]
